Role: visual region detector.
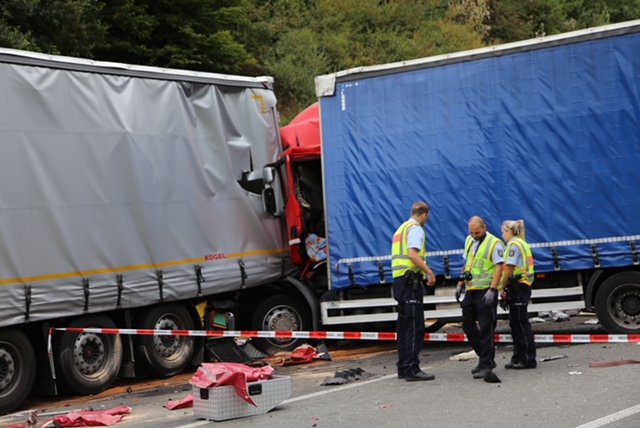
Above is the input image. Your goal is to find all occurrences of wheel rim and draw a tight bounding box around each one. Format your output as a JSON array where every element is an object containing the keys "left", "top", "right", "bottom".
[
  {"left": 73, "top": 333, "right": 107, "bottom": 377},
  {"left": 608, "top": 284, "right": 640, "bottom": 329},
  {"left": 0, "top": 345, "right": 17, "bottom": 393},
  {"left": 152, "top": 316, "right": 182, "bottom": 359},
  {"left": 261, "top": 305, "right": 302, "bottom": 347}
]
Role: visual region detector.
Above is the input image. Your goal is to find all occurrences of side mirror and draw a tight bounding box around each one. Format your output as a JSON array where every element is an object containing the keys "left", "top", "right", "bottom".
[
  {"left": 263, "top": 166, "right": 275, "bottom": 185},
  {"left": 262, "top": 166, "right": 284, "bottom": 216}
]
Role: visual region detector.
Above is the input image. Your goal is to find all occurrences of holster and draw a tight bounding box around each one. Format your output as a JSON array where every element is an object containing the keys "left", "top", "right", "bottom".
[{"left": 406, "top": 271, "right": 422, "bottom": 292}]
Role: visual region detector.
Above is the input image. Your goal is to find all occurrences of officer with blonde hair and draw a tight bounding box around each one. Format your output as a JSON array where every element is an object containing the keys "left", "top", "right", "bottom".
[{"left": 499, "top": 219, "right": 537, "bottom": 369}]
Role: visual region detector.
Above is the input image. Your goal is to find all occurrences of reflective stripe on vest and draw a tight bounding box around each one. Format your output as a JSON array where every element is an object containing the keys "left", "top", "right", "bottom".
[
  {"left": 506, "top": 237, "right": 535, "bottom": 286},
  {"left": 464, "top": 233, "right": 501, "bottom": 290},
  {"left": 391, "top": 219, "right": 426, "bottom": 278}
]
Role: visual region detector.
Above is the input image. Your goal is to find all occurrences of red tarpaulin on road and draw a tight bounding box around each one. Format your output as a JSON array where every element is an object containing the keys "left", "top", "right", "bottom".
[
  {"left": 164, "top": 393, "right": 194, "bottom": 410},
  {"left": 51, "top": 406, "right": 131, "bottom": 427}
]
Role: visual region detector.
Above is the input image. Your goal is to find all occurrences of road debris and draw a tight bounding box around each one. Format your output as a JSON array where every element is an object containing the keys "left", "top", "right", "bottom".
[
  {"left": 537, "top": 310, "right": 570, "bottom": 321},
  {"left": 449, "top": 349, "right": 478, "bottom": 361},
  {"left": 165, "top": 394, "right": 194, "bottom": 410},
  {"left": 582, "top": 318, "right": 599, "bottom": 325},
  {"left": 483, "top": 371, "right": 501, "bottom": 383},
  {"left": 588, "top": 359, "right": 640, "bottom": 368},
  {"left": 321, "top": 367, "right": 369, "bottom": 386},
  {"left": 51, "top": 405, "right": 131, "bottom": 427},
  {"left": 568, "top": 371, "right": 582, "bottom": 375},
  {"left": 540, "top": 355, "right": 568, "bottom": 362},
  {"left": 529, "top": 317, "right": 546, "bottom": 324}
]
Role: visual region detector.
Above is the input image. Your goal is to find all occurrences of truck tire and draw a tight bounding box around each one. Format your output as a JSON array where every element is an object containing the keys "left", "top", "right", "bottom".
[
  {"left": 55, "top": 315, "right": 122, "bottom": 395},
  {"left": 251, "top": 295, "right": 312, "bottom": 354},
  {"left": 0, "top": 329, "right": 36, "bottom": 415},
  {"left": 134, "top": 304, "right": 195, "bottom": 377},
  {"left": 595, "top": 272, "right": 640, "bottom": 334}
]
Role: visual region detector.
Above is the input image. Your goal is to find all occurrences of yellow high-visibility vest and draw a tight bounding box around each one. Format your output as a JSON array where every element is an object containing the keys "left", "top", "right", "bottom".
[
  {"left": 391, "top": 219, "right": 426, "bottom": 278},
  {"left": 464, "top": 233, "right": 501, "bottom": 290},
  {"left": 506, "top": 237, "right": 535, "bottom": 286}
]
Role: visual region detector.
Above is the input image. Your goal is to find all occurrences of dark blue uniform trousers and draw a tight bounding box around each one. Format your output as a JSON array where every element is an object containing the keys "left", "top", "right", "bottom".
[
  {"left": 508, "top": 282, "right": 537, "bottom": 365},
  {"left": 393, "top": 276, "right": 425, "bottom": 376},
  {"left": 462, "top": 289, "right": 497, "bottom": 370}
]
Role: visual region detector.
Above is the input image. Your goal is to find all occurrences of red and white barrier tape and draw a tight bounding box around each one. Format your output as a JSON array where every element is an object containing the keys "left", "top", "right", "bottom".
[
  {"left": 45, "top": 327, "right": 640, "bottom": 383},
  {"left": 49, "top": 327, "right": 640, "bottom": 344}
]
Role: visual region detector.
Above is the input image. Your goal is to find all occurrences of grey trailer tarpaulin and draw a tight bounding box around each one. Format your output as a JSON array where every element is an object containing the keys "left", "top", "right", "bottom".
[{"left": 0, "top": 48, "right": 292, "bottom": 327}]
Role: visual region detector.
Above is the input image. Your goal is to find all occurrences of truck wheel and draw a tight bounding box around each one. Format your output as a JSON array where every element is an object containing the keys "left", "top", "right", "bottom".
[
  {"left": 134, "top": 304, "right": 195, "bottom": 377},
  {"left": 251, "top": 295, "right": 312, "bottom": 354},
  {"left": 595, "top": 272, "right": 640, "bottom": 334},
  {"left": 0, "top": 329, "right": 36, "bottom": 415},
  {"left": 55, "top": 315, "right": 122, "bottom": 395}
]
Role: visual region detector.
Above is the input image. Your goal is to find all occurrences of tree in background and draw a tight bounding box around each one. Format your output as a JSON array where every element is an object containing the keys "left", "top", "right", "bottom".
[
  {"left": 0, "top": 0, "right": 106, "bottom": 56},
  {"left": 249, "top": 0, "right": 485, "bottom": 120},
  {"left": 94, "top": 0, "right": 255, "bottom": 73},
  {"left": 1, "top": 0, "right": 639, "bottom": 119}
]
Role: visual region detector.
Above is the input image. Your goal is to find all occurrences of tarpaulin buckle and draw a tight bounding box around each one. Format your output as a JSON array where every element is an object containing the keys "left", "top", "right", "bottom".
[
  {"left": 630, "top": 241, "right": 639, "bottom": 266},
  {"left": 377, "top": 261, "right": 386, "bottom": 284},
  {"left": 116, "top": 274, "right": 124, "bottom": 308},
  {"left": 443, "top": 255, "right": 451, "bottom": 279},
  {"left": 348, "top": 264, "right": 356, "bottom": 287},
  {"left": 238, "top": 259, "right": 247, "bottom": 288},
  {"left": 83, "top": 278, "right": 90, "bottom": 312},
  {"left": 156, "top": 270, "right": 164, "bottom": 301},
  {"left": 551, "top": 247, "right": 560, "bottom": 271},
  {"left": 24, "top": 284, "right": 31, "bottom": 321},
  {"left": 195, "top": 265, "right": 205, "bottom": 297},
  {"left": 591, "top": 244, "right": 601, "bottom": 268}
]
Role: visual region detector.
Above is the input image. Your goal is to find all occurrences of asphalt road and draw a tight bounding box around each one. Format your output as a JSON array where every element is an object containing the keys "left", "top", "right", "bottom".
[{"left": 3, "top": 315, "right": 640, "bottom": 428}]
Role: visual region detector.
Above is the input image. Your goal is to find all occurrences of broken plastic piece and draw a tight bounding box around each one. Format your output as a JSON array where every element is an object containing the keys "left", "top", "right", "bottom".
[
  {"left": 449, "top": 349, "right": 478, "bottom": 361},
  {"left": 540, "top": 355, "right": 568, "bottom": 362}
]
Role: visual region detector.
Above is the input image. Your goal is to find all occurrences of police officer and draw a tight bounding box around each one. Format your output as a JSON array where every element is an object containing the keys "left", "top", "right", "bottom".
[
  {"left": 455, "top": 216, "right": 504, "bottom": 379},
  {"left": 391, "top": 201, "right": 436, "bottom": 381},
  {"left": 499, "top": 219, "right": 537, "bottom": 369}
]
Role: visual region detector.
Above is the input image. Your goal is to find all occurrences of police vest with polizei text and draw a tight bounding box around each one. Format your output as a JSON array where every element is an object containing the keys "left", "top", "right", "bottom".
[
  {"left": 464, "top": 233, "right": 501, "bottom": 290},
  {"left": 506, "top": 236, "right": 535, "bottom": 286},
  {"left": 391, "top": 219, "right": 426, "bottom": 279}
]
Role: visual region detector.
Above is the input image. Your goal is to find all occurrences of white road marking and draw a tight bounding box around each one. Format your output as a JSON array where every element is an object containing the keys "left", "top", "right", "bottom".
[
  {"left": 575, "top": 404, "right": 640, "bottom": 428},
  {"left": 176, "top": 420, "right": 211, "bottom": 428},
  {"left": 281, "top": 373, "right": 396, "bottom": 404}
]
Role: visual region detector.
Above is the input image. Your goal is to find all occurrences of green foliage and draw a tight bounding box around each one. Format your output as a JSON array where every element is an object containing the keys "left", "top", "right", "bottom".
[
  {"left": 0, "top": 0, "right": 106, "bottom": 55},
  {"left": 94, "top": 0, "right": 254, "bottom": 73},
  {"left": 1, "top": 0, "right": 639, "bottom": 118}
]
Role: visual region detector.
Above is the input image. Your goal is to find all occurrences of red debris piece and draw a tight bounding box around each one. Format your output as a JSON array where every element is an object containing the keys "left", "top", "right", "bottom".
[
  {"left": 51, "top": 405, "right": 131, "bottom": 427},
  {"left": 589, "top": 359, "right": 640, "bottom": 368},
  {"left": 189, "top": 363, "right": 274, "bottom": 406},
  {"left": 165, "top": 393, "right": 194, "bottom": 410},
  {"left": 282, "top": 344, "right": 320, "bottom": 366}
]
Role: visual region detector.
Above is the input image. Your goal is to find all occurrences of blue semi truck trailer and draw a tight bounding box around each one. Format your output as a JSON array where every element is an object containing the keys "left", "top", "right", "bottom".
[{"left": 289, "top": 20, "right": 640, "bottom": 335}]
